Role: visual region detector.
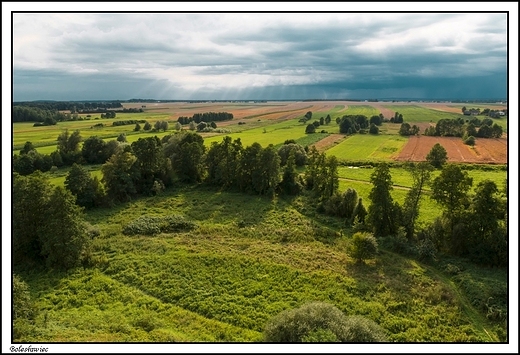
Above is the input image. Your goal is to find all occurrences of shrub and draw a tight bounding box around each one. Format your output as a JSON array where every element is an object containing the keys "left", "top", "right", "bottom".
[
  {"left": 123, "top": 215, "right": 196, "bottom": 236},
  {"left": 263, "top": 302, "right": 387, "bottom": 342},
  {"left": 464, "top": 135, "right": 475, "bottom": 146},
  {"left": 13, "top": 275, "right": 36, "bottom": 321},
  {"left": 349, "top": 232, "right": 378, "bottom": 263}
]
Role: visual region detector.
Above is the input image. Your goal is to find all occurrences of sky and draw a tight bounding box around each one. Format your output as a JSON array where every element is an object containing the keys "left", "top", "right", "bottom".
[{"left": 7, "top": 6, "right": 513, "bottom": 102}]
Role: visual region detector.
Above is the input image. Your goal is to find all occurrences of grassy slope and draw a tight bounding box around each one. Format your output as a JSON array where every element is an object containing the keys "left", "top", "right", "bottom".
[{"left": 15, "top": 186, "right": 507, "bottom": 343}]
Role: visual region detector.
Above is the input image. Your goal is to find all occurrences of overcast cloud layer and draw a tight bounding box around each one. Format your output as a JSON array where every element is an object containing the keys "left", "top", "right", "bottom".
[{"left": 12, "top": 13, "right": 508, "bottom": 101}]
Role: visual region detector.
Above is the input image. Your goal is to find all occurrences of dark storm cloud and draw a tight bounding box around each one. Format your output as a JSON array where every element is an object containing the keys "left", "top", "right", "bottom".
[{"left": 12, "top": 12, "right": 508, "bottom": 101}]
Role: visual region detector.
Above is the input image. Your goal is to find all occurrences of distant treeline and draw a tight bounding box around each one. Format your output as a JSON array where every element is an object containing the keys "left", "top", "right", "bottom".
[
  {"left": 13, "top": 106, "right": 65, "bottom": 124},
  {"left": 178, "top": 112, "right": 233, "bottom": 124},
  {"left": 13, "top": 101, "right": 123, "bottom": 112}
]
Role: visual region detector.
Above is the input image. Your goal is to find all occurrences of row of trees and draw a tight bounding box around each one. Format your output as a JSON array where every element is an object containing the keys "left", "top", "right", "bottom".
[
  {"left": 424, "top": 118, "right": 502, "bottom": 139},
  {"left": 13, "top": 172, "right": 90, "bottom": 270},
  {"left": 13, "top": 106, "right": 65, "bottom": 124},
  {"left": 13, "top": 101, "right": 123, "bottom": 112},
  {"left": 365, "top": 161, "right": 507, "bottom": 266},
  {"left": 177, "top": 112, "right": 233, "bottom": 125}
]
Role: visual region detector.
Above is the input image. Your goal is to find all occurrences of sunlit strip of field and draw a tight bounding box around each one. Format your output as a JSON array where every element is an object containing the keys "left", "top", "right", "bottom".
[{"left": 325, "top": 134, "right": 408, "bottom": 162}]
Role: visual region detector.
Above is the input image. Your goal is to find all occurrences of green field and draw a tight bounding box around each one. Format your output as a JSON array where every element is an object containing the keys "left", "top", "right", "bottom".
[
  {"left": 341, "top": 105, "right": 381, "bottom": 118},
  {"left": 381, "top": 105, "right": 465, "bottom": 123},
  {"left": 203, "top": 118, "right": 334, "bottom": 148},
  {"left": 325, "top": 134, "right": 408, "bottom": 162}
]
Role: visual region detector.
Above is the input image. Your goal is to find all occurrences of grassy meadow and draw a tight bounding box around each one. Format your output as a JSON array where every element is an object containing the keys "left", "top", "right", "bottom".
[
  {"left": 12, "top": 101, "right": 508, "bottom": 343},
  {"left": 16, "top": 186, "right": 507, "bottom": 342}
]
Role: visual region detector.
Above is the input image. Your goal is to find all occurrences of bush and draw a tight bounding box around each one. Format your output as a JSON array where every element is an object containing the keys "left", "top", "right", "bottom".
[
  {"left": 13, "top": 275, "right": 36, "bottom": 321},
  {"left": 264, "top": 302, "right": 387, "bottom": 342},
  {"left": 123, "top": 215, "right": 196, "bottom": 236},
  {"left": 349, "top": 232, "right": 378, "bottom": 263},
  {"left": 464, "top": 135, "right": 475, "bottom": 146}
]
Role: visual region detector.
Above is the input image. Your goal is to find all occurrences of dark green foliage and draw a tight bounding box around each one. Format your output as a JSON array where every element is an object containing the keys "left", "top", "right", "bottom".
[
  {"left": 325, "top": 114, "right": 332, "bottom": 125},
  {"left": 426, "top": 143, "right": 448, "bottom": 169},
  {"left": 134, "top": 123, "right": 141, "bottom": 131},
  {"left": 323, "top": 188, "right": 361, "bottom": 225},
  {"left": 81, "top": 136, "right": 109, "bottom": 164},
  {"left": 398, "top": 123, "right": 420, "bottom": 136},
  {"left": 205, "top": 136, "right": 243, "bottom": 188},
  {"left": 277, "top": 143, "right": 307, "bottom": 166},
  {"left": 252, "top": 145, "right": 281, "bottom": 195},
  {"left": 431, "top": 164, "right": 472, "bottom": 228},
  {"left": 164, "top": 131, "right": 205, "bottom": 183},
  {"left": 112, "top": 119, "right": 146, "bottom": 127},
  {"left": 464, "top": 180, "right": 507, "bottom": 266},
  {"left": 278, "top": 151, "right": 302, "bottom": 195},
  {"left": 13, "top": 151, "right": 53, "bottom": 175},
  {"left": 434, "top": 118, "right": 465, "bottom": 137},
  {"left": 143, "top": 121, "right": 152, "bottom": 131},
  {"left": 39, "top": 187, "right": 89, "bottom": 270},
  {"left": 123, "top": 215, "right": 196, "bottom": 236},
  {"left": 154, "top": 120, "right": 169, "bottom": 131},
  {"left": 298, "top": 111, "right": 313, "bottom": 123},
  {"left": 235, "top": 142, "right": 280, "bottom": 195},
  {"left": 370, "top": 115, "right": 383, "bottom": 126},
  {"left": 20, "top": 141, "right": 36, "bottom": 155},
  {"left": 391, "top": 112, "right": 404, "bottom": 123},
  {"left": 57, "top": 129, "right": 82, "bottom": 165},
  {"left": 339, "top": 115, "right": 368, "bottom": 134},
  {"left": 65, "top": 163, "right": 105, "bottom": 208},
  {"left": 102, "top": 151, "right": 138, "bottom": 202},
  {"left": 117, "top": 133, "right": 127, "bottom": 142},
  {"left": 13, "top": 173, "right": 89, "bottom": 270},
  {"left": 312, "top": 155, "right": 339, "bottom": 202},
  {"left": 305, "top": 124, "right": 316, "bottom": 134},
  {"left": 349, "top": 232, "right": 378, "bottom": 263},
  {"left": 367, "top": 163, "right": 400, "bottom": 237},
  {"left": 263, "top": 302, "right": 387, "bottom": 342},
  {"left": 369, "top": 123, "right": 379, "bottom": 134},
  {"left": 464, "top": 135, "right": 476, "bottom": 146},
  {"left": 402, "top": 162, "right": 433, "bottom": 240},
  {"left": 178, "top": 112, "right": 233, "bottom": 124},
  {"left": 131, "top": 136, "right": 172, "bottom": 194},
  {"left": 12, "top": 105, "right": 65, "bottom": 123},
  {"left": 13, "top": 172, "right": 53, "bottom": 264}
]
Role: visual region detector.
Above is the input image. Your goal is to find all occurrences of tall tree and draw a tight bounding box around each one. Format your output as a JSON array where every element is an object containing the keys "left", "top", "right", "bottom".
[
  {"left": 279, "top": 150, "right": 301, "bottom": 195},
  {"left": 131, "top": 136, "right": 171, "bottom": 193},
  {"left": 163, "top": 132, "right": 205, "bottom": 183},
  {"left": 13, "top": 172, "right": 53, "bottom": 264},
  {"left": 81, "top": 136, "right": 108, "bottom": 164},
  {"left": 65, "top": 163, "right": 105, "bottom": 208},
  {"left": 57, "top": 129, "right": 83, "bottom": 165},
  {"left": 101, "top": 151, "right": 138, "bottom": 202},
  {"left": 402, "top": 162, "right": 433, "bottom": 240},
  {"left": 426, "top": 143, "right": 448, "bottom": 169},
  {"left": 39, "top": 187, "right": 89, "bottom": 270},
  {"left": 367, "top": 163, "right": 400, "bottom": 237},
  {"left": 431, "top": 164, "right": 473, "bottom": 233},
  {"left": 13, "top": 173, "right": 89, "bottom": 270}
]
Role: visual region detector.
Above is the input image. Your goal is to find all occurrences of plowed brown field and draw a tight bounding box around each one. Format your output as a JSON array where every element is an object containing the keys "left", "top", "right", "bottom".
[
  {"left": 396, "top": 136, "right": 507, "bottom": 164},
  {"left": 311, "top": 134, "right": 346, "bottom": 152}
]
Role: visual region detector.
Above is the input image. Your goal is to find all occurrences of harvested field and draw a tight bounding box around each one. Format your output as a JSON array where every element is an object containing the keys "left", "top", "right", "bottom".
[
  {"left": 396, "top": 136, "right": 507, "bottom": 164},
  {"left": 370, "top": 103, "right": 396, "bottom": 118},
  {"left": 311, "top": 134, "right": 346, "bottom": 152}
]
